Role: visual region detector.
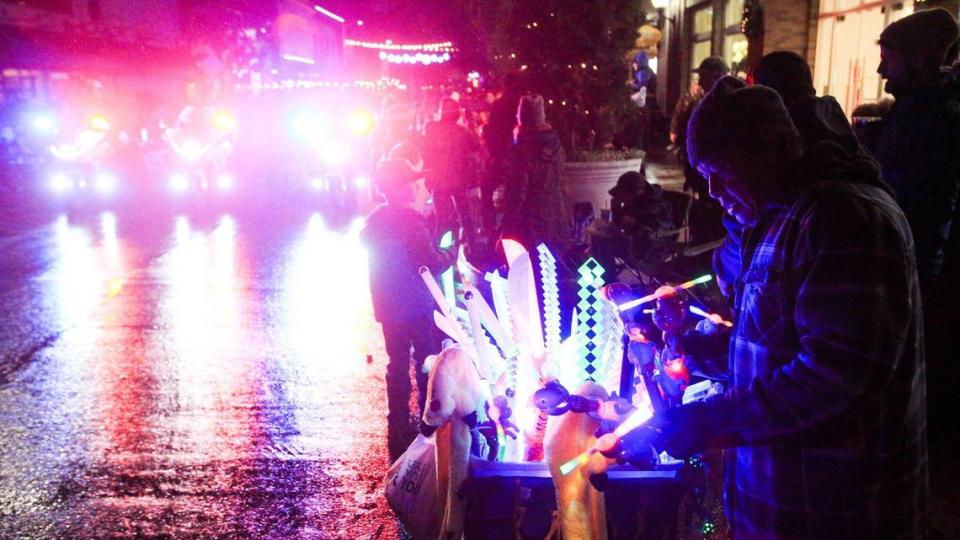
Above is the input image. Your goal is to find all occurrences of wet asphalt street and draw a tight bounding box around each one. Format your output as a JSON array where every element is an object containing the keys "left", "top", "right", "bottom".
[{"left": 0, "top": 201, "right": 403, "bottom": 538}]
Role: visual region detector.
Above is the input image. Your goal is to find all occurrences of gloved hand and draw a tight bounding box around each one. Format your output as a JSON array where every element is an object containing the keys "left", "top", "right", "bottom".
[
  {"left": 604, "top": 401, "right": 720, "bottom": 468},
  {"left": 612, "top": 416, "right": 664, "bottom": 469},
  {"left": 681, "top": 327, "right": 731, "bottom": 381}
]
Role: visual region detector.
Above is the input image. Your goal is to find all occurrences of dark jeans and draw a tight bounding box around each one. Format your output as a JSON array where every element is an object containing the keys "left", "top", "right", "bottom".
[{"left": 382, "top": 317, "right": 440, "bottom": 427}]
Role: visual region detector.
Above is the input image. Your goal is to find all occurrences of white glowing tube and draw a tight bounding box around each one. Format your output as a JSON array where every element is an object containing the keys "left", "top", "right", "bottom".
[
  {"left": 485, "top": 271, "right": 512, "bottom": 340},
  {"left": 464, "top": 290, "right": 497, "bottom": 384},
  {"left": 433, "top": 310, "right": 472, "bottom": 346},
  {"left": 420, "top": 266, "right": 452, "bottom": 317},
  {"left": 465, "top": 286, "right": 519, "bottom": 359},
  {"left": 688, "top": 305, "right": 733, "bottom": 327}
]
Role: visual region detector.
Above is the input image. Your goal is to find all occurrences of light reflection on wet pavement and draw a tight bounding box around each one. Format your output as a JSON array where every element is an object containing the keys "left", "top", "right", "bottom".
[{"left": 0, "top": 209, "right": 401, "bottom": 538}]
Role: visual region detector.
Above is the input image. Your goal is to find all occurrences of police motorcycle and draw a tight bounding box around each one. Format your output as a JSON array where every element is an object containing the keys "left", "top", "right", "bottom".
[{"left": 161, "top": 102, "right": 238, "bottom": 203}]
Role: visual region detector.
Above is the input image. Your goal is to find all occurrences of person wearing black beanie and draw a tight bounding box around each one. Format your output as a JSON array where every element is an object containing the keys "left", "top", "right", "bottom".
[
  {"left": 872, "top": 13, "right": 960, "bottom": 527},
  {"left": 616, "top": 76, "right": 927, "bottom": 538},
  {"left": 872, "top": 8, "right": 960, "bottom": 295},
  {"left": 754, "top": 51, "right": 862, "bottom": 155}
]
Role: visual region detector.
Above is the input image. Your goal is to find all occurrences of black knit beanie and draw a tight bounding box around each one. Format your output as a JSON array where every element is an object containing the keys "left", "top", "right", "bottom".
[
  {"left": 879, "top": 8, "right": 959, "bottom": 66},
  {"left": 686, "top": 76, "right": 801, "bottom": 171}
]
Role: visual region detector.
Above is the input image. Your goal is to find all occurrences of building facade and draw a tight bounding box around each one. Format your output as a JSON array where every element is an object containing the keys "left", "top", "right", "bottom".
[
  {"left": 654, "top": 0, "right": 959, "bottom": 117},
  {"left": 0, "top": 0, "right": 187, "bottom": 106}
]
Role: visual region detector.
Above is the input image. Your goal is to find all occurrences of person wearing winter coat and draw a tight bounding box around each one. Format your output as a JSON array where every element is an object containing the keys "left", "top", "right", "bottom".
[
  {"left": 502, "top": 94, "right": 569, "bottom": 253},
  {"left": 483, "top": 72, "right": 525, "bottom": 227},
  {"left": 362, "top": 159, "right": 451, "bottom": 459},
  {"left": 422, "top": 97, "right": 485, "bottom": 242},
  {"left": 715, "top": 51, "right": 869, "bottom": 290},
  {"left": 871, "top": 7, "right": 960, "bottom": 296},
  {"left": 617, "top": 77, "right": 927, "bottom": 539}
]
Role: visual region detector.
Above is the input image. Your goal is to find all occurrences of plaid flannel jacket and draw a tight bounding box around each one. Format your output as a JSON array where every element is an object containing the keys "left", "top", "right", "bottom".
[{"left": 706, "top": 176, "right": 927, "bottom": 539}]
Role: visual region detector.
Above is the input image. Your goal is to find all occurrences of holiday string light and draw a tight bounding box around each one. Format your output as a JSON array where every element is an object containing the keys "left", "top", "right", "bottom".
[
  {"left": 345, "top": 39, "right": 455, "bottom": 52},
  {"left": 378, "top": 51, "right": 452, "bottom": 65},
  {"left": 240, "top": 77, "right": 405, "bottom": 92}
]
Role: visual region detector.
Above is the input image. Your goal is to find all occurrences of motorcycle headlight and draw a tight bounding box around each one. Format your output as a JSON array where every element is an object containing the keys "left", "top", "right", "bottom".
[
  {"left": 90, "top": 114, "right": 111, "bottom": 132},
  {"left": 213, "top": 109, "right": 237, "bottom": 131},
  {"left": 49, "top": 173, "right": 74, "bottom": 193},
  {"left": 94, "top": 172, "right": 117, "bottom": 194},
  {"left": 170, "top": 174, "right": 190, "bottom": 193},
  {"left": 347, "top": 108, "right": 375, "bottom": 136},
  {"left": 32, "top": 114, "right": 56, "bottom": 134},
  {"left": 217, "top": 174, "right": 234, "bottom": 191}
]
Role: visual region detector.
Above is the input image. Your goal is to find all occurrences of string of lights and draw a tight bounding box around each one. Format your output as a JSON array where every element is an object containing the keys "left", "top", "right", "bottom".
[
  {"left": 378, "top": 51, "right": 451, "bottom": 65},
  {"left": 344, "top": 39, "right": 456, "bottom": 52},
  {"left": 239, "top": 77, "right": 406, "bottom": 91}
]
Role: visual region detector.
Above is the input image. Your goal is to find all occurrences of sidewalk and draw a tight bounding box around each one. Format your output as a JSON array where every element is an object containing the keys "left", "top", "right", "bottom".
[{"left": 643, "top": 146, "right": 686, "bottom": 192}]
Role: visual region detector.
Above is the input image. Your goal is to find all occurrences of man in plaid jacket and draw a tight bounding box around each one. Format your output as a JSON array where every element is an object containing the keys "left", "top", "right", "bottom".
[{"left": 619, "top": 77, "right": 927, "bottom": 539}]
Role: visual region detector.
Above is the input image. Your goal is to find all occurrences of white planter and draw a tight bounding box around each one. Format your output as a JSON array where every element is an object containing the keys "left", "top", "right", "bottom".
[{"left": 564, "top": 157, "right": 644, "bottom": 216}]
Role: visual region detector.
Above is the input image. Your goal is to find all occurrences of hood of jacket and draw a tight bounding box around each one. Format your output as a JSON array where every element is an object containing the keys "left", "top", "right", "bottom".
[
  {"left": 784, "top": 140, "right": 890, "bottom": 201},
  {"left": 788, "top": 95, "right": 861, "bottom": 155}
]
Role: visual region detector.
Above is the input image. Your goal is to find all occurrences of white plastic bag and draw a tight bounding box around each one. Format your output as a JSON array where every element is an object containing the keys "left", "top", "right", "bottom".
[{"left": 384, "top": 434, "right": 440, "bottom": 539}]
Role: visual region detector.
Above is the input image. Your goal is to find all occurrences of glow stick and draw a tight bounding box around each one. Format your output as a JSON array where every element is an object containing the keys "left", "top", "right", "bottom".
[
  {"left": 484, "top": 271, "right": 513, "bottom": 341},
  {"left": 688, "top": 305, "right": 733, "bottom": 327},
  {"left": 466, "top": 286, "right": 520, "bottom": 359},
  {"left": 420, "top": 266, "right": 452, "bottom": 316},
  {"left": 487, "top": 403, "right": 508, "bottom": 462},
  {"left": 559, "top": 405, "right": 655, "bottom": 476},
  {"left": 441, "top": 267, "right": 455, "bottom": 309},
  {"left": 464, "top": 290, "right": 497, "bottom": 383},
  {"left": 577, "top": 258, "right": 607, "bottom": 382},
  {"left": 433, "top": 310, "right": 471, "bottom": 345},
  {"left": 617, "top": 274, "right": 713, "bottom": 312},
  {"left": 461, "top": 291, "right": 509, "bottom": 460},
  {"left": 439, "top": 230, "right": 455, "bottom": 249}
]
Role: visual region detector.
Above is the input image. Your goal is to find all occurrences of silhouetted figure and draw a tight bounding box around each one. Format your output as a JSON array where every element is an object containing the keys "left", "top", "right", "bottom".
[
  {"left": 362, "top": 159, "right": 450, "bottom": 459},
  {"left": 502, "top": 94, "right": 569, "bottom": 254},
  {"left": 422, "top": 98, "right": 485, "bottom": 243}
]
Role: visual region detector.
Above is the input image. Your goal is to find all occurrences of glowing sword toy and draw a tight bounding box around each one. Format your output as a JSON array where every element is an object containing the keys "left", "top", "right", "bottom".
[
  {"left": 559, "top": 405, "right": 655, "bottom": 476},
  {"left": 688, "top": 305, "right": 733, "bottom": 327},
  {"left": 617, "top": 274, "right": 713, "bottom": 312}
]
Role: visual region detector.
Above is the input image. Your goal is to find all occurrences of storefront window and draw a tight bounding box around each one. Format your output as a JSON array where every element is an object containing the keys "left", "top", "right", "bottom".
[
  {"left": 691, "top": 5, "right": 713, "bottom": 70},
  {"left": 724, "top": 34, "right": 749, "bottom": 77},
  {"left": 723, "top": 0, "right": 747, "bottom": 78},
  {"left": 724, "top": 0, "right": 744, "bottom": 27},
  {"left": 692, "top": 41, "right": 712, "bottom": 71}
]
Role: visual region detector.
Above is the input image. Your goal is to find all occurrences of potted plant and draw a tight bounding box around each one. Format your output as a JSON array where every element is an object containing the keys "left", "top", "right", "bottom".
[{"left": 564, "top": 148, "right": 645, "bottom": 216}]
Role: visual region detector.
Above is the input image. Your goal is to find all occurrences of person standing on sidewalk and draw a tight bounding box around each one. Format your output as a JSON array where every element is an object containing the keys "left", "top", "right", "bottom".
[
  {"left": 483, "top": 72, "right": 525, "bottom": 232},
  {"left": 422, "top": 97, "right": 486, "bottom": 245},
  {"left": 362, "top": 159, "right": 451, "bottom": 459},
  {"left": 671, "top": 57, "right": 729, "bottom": 243},
  {"left": 871, "top": 7, "right": 960, "bottom": 298},
  {"left": 503, "top": 94, "right": 569, "bottom": 254}
]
